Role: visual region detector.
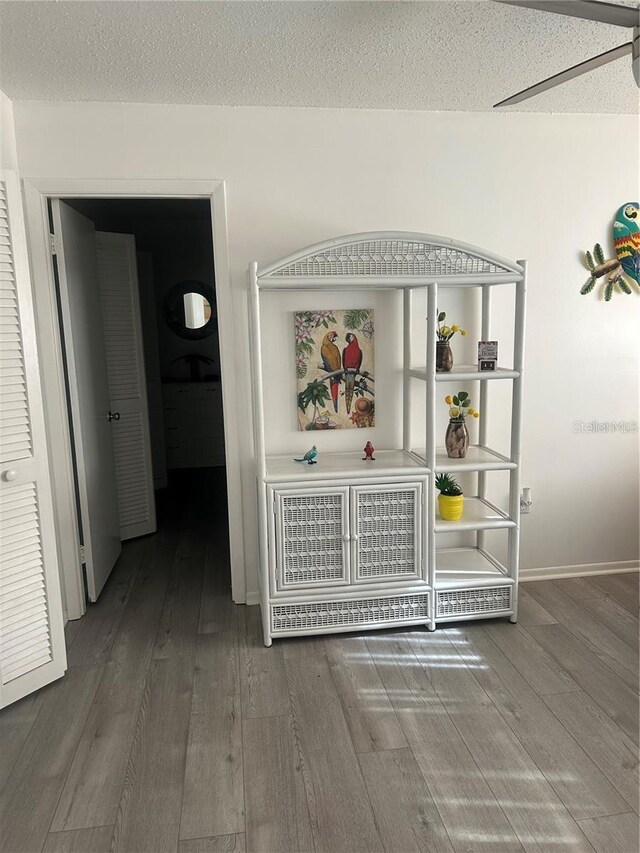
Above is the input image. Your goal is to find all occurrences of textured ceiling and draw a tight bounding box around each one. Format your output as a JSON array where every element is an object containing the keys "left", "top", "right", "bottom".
[{"left": 0, "top": 0, "right": 638, "bottom": 113}]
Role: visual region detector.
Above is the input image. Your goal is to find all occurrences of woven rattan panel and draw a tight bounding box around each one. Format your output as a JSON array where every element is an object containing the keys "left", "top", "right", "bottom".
[
  {"left": 356, "top": 489, "right": 417, "bottom": 579},
  {"left": 281, "top": 493, "right": 345, "bottom": 586},
  {"left": 271, "top": 593, "right": 429, "bottom": 633},
  {"left": 269, "top": 240, "right": 505, "bottom": 278},
  {"left": 436, "top": 586, "right": 512, "bottom": 618}
]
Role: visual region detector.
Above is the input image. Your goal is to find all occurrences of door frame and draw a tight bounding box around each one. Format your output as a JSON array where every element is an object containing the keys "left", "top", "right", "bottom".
[{"left": 23, "top": 178, "right": 245, "bottom": 618}]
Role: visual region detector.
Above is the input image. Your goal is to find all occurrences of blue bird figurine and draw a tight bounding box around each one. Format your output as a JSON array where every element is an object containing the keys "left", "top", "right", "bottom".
[{"left": 294, "top": 445, "right": 318, "bottom": 465}]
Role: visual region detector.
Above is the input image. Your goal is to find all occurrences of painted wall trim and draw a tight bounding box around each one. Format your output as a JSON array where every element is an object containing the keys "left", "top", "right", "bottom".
[
  {"left": 520, "top": 561, "right": 639, "bottom": 582},
  {"left": 23, "top": 177, "right": 246, "bottom": 612}
]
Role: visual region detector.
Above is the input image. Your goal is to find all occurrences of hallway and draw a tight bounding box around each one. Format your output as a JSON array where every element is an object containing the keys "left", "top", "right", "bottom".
[{"left": 0, "top": 470, "right": 638, "bottom": 852}]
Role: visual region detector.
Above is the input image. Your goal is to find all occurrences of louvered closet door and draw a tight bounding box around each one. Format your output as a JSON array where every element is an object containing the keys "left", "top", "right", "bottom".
[
  {"left": 0, "top": 171, "right": 66, "bottom": 708},
  {"left": 136, "top": 251, "right": 166, "bottom": 490},
  {"left": 352, "top": 483, "right": 423, "bottom": 583},
  {"left": 96, "top": 233, "right": 156, "bottom": 540}
]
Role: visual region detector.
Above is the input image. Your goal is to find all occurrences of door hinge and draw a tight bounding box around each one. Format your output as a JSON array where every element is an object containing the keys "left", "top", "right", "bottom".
[
  {"left": 80, "top": 545, "right": 86, "bottom": 565},
  {"left": 49, "top": 233, "right": 57, "bottom": 255}
]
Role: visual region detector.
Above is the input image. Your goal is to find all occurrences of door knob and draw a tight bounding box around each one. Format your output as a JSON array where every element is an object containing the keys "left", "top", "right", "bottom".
[
  {"left": 2, "top": 469, "right": 18, "bottom": 482},
  {"left": 108, "top": 411, "right": 120, "bottom": 422}
]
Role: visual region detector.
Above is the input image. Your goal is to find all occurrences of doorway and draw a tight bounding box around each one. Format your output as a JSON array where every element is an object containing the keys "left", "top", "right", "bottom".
[
  {"left": 22, "top": 179, "right": 245, "bottom": 623},
  {"left": 52, "top": 197, "right": 229, "bottom": 605}
]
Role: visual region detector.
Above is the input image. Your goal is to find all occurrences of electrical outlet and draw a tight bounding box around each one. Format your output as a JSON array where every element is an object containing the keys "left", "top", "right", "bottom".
[{"left": 520, "top": 487, "right": 532, "bottom": 514}]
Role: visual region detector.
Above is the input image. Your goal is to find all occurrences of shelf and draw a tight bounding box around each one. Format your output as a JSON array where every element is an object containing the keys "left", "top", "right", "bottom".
[
  {"left": 436, "top": 547, "right": 512, "bottom": 589},
  {"left": 409, "top": 366, "right": 519, "bottom": 382},
  {"left": 435, "top": 446, "right": 515, "bottom": 472},
  {"left": 264, "top": 449, "right": 428, "bottom": 483},
  {"left": 412, "top": 445, "right": 515, "bottom": 472},
  {"left": 435, "top": 497, "right": 514, "bottom": 532}
]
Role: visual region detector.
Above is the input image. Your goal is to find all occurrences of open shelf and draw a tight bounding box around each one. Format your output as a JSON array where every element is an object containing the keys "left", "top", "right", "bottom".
[
  {"left": 265, "top": 449, "right": 428, "bottom": 483},
  {"left": 435, "top": 497, "right": 514, "bottom": 532},
  {"left": 409, "top": 366, "right": 519, "bottom": 382},
  {"left": 412, "top": 445, "right": 516, "bottom": 472},
  {"left": 435, "top": 445, "right": 515, "bottom": 472},
  {"left": 436, "top": 547, "right": 512, "bottom": 589}
]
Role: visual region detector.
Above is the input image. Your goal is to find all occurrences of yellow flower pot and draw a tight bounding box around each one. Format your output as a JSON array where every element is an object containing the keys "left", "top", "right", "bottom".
[{"left": 438, "top": 493, "right": 464, "bottom": 521}]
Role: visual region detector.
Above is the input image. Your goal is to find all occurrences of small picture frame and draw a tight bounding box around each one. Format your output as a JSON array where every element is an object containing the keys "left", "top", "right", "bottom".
[{"left": 478, "top": 341, "right": 498, "bottom": 372}]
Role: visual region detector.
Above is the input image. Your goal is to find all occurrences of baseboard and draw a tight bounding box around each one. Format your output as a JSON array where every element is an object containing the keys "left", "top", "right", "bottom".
[
  {"left": 520, "top": 560, "right": 639, "bottom": 583},
  {"left": 245, "top": 591, "right": 261, "bottom": 606}
]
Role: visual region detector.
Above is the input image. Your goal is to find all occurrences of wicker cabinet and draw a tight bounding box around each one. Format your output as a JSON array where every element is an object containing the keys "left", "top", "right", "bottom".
[
  {"left": 351, "top": 483, "right": 422, "bottom": 583},
  {"left": 273, "top": 486, "right": 350, "bottom": 591},
  {"left": 270, "top": 480, "right": 424, "bottom": 595},
  {"left": 249, "top": 232, "right": 525, "bottom": 645}
]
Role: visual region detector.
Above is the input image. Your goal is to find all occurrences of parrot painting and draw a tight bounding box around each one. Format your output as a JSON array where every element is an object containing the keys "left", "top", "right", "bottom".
[
  {"left": 342, "top": 333, "right": 363, "bottom": 415},
  {"left": 613, "top": 202, "right": 640, "bottom": 286},
  {"left": 294, "top": 445, "right": 318, "bottom": 465},
  {"left": 320, "top": 331, "right": 342, "bottom": 412}
]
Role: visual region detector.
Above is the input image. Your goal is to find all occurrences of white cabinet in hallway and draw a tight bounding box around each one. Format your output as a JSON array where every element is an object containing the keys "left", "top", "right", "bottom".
[{"left": 162, "top": 381, "right": 225, "bottom": 469}]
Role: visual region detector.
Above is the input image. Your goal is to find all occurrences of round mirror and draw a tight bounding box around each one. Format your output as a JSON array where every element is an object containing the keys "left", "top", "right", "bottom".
[
  {"left": 163, "top": 281, "right": 217, "bottom": 340},
  {"left": 183, "top": 292, "right": 211, "bottom": 329}
]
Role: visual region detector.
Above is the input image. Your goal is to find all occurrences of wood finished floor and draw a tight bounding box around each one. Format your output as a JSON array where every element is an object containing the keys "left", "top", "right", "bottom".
[{"left": 1, "top": 470, "right": 638, "bottom": 853}]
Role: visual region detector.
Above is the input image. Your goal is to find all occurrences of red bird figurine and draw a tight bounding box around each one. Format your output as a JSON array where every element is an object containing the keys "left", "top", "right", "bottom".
[
  {"left": 342, "top": 332, "right": 363, "bottom": 414},
  {"left": 362, "top": 441, "right": 375, "bottom": 461}
]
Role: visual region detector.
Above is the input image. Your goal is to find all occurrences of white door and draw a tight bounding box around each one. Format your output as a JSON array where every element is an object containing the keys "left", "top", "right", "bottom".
[
  {"left": 136, "top": 251, "right": 167, "bottom": 490},
  {"left": 95, "top": 233, "right": 156, "bottom": 539},
  {"left": 51, "top": 200, "right": 121, "bottom": 601},
  {"left": 0, "top": 172, "right": 67, "bottom": 708}
]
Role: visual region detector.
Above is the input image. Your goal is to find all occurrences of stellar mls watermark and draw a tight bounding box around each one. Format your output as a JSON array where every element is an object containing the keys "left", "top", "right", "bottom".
[{"left": 573, "top": 420, "right": 638, "bottom": 434}]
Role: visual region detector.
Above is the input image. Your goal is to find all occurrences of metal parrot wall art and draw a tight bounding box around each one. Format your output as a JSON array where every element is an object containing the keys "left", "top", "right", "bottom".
[
  {"left": 580, "top": 202, "right": 640, "bottom": 301},
  {"left": 614, "top": 203, "right": 640, "bottom": 285}
]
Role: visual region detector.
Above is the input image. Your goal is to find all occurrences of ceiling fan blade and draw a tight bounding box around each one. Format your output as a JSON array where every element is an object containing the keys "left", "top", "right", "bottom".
[
  {"left": 496, "top": 1, "right": 639, "bottom": 28},
  {"left": 494, "top": 41, "right": 632, "bottom": 106}
]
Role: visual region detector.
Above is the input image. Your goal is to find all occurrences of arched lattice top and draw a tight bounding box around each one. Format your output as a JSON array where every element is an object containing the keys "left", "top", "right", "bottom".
[{"left": 257, "top": 232, "right": 522, "bottom": 285}]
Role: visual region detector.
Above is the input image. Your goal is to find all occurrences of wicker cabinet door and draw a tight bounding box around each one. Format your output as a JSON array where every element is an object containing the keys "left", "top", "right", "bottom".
[
  {"left": 275, "top": 488, "right": 349, "bottom": 589},
  {"left": 352, "top": 483, "right": 422, "bottom": 583}
]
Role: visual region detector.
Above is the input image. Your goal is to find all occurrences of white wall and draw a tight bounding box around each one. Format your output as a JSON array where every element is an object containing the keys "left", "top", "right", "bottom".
[
  {"left": 12, "top": 101, "right": 639, "bottom": 598},
  {"left": 0, "top": 90, "right": 18, "bottom": 171}
]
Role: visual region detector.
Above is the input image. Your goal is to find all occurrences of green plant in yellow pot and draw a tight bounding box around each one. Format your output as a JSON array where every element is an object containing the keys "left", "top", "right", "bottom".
[{"left": 435, "top": 473, "right": 464, "bottom": 521}]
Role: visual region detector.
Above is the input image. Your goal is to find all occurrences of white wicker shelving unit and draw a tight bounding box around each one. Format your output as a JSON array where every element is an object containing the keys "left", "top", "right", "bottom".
[{"left": 249, "top": 232, "right": 526, "bottom": 645}]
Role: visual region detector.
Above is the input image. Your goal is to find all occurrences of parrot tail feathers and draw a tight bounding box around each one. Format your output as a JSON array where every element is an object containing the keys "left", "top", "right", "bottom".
[
  {"left": 344, "top": 373, "right": 355, "bottom": 414},
  {"left": 330, "top": 378, "right": 339, "bottom": 412}
]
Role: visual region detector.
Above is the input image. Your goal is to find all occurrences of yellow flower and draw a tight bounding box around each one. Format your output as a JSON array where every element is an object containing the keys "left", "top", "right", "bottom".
[
  {"left": 449, "top": 406, "right": 460, "bottom": 418},
  {"left": 440, "top": 325, "right": 451, "bottom": 337},
  {"left": 444, "top": 395, "right": 453, "bottom": 405},
  {"left": 451, "top": 324, "right": 459, "bottom": 333},
  {"left": 473, "top": 411, "right": 480, "bottom": 418},
  {"left": 460, "top": 329, "right": 467, "bottom": 336},
  {"left": 467, "top": 407, "right": 475, "bottom": 416}
]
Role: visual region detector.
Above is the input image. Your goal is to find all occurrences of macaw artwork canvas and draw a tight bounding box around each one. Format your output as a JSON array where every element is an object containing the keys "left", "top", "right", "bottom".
[{"left": 295, "top": 309, "right": 375, "bottom": 431}]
